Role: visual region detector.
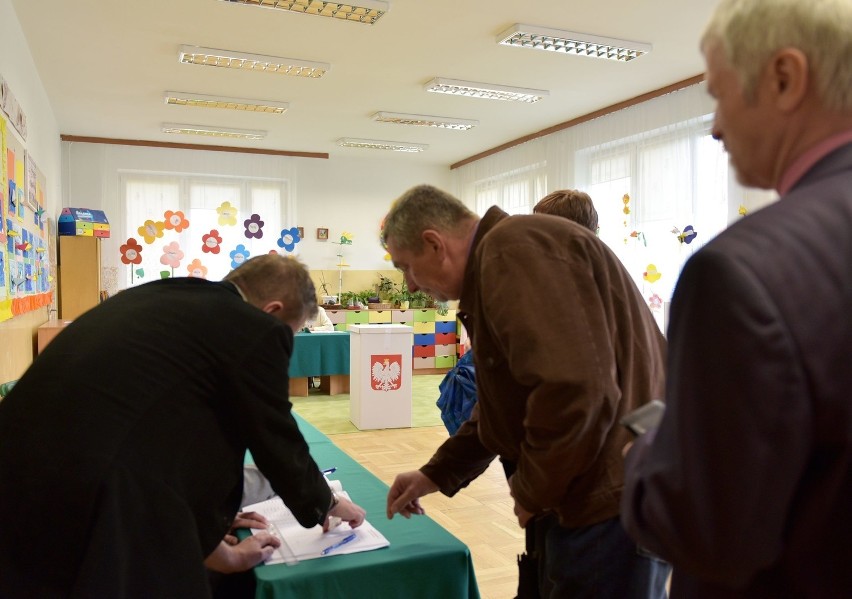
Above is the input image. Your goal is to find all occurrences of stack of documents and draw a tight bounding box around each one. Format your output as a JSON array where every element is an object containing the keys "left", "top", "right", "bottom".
[{"left": 242, "top": 491, "right": 390, "bottom": 565}]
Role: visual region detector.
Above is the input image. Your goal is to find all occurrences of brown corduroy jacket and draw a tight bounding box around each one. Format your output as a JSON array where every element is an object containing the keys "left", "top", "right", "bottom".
[{"left": 421, "top": 206, "right": 666, "bottom": 528}]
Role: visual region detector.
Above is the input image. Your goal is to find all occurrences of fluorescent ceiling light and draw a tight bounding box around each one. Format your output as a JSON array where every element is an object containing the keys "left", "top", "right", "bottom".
[
  {"left": 219, "top": 0, "right": 389, "bottom": 24},
  {"left": 338, "top": 138, "right": 427, "bottom": 152},
  {"left": 497, "top": 23, "right": 651, "bottom": 62},
  {"left": 178, "top": 45, "right": 330, "bottom": 78},
  {"left": 372, "top": 111, "right": 478, "bottom": 131},
  {"left": 162, "top": 123, "right": 267, "bottom": 140},
  {"left": 164, "top": 91, "right": 289, "bottom": 114},
  {"left": 424, "top": 78, "right": 548, "bottom": 104}
]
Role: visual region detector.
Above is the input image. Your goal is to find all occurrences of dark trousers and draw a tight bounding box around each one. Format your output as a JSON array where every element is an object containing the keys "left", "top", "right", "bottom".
[{"left": 539, "top": 514, "right": 670, "bottom": 598}]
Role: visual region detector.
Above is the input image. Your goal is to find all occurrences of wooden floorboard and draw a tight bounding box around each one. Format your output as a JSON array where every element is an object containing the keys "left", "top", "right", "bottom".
[{"left": 298, "top": 410, "right": 523, "bottom": 599}]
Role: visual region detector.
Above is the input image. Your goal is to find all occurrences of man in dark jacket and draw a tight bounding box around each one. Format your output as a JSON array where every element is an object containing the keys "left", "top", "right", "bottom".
[
  {"left": 621, "top": 0, "right": 852, "bottom": 596},
  {"left": 0, "top": 254, "right": 364, "bottom": 598},
  {"left": 382, "top": 185, "right": 669, "bottom": 598}
]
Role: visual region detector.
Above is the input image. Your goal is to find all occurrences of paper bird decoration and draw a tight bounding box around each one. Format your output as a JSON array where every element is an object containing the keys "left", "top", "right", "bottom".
[
  {"left": 676, "top": 225, "right": 697, "bottom": 244},
  {"left": 15, "top": 242, "right": 31, "bottom": 252}
]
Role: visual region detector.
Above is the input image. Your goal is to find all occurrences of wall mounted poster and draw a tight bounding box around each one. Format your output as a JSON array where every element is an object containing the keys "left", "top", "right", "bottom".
[{"left": 0, "top": 112, "right": 51, "bottom": 322}]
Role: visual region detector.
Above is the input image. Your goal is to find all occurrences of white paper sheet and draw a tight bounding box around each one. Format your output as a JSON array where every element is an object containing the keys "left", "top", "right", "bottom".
[{"left": 242, "top": 491, "right": 390, "bottom": 565}]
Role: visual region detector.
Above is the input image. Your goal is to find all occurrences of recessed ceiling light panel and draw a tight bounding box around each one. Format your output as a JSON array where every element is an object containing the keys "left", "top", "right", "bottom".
[
  {"left": 338, "top": 137, "right": 427, "bottom": 152},
  {"left": 162, "top": 123, "right": 267, "bottom": 140},
  {"left": 219, "top": 0, "right": 389, "bottom": 24},
  {"left": 372, "top": 111, "right": 478, "bottom": 130},
  {"left": 424, "top": 78, "right": 548, "bottom": 104},
  {"left": 164, "top": 91, "right": 289, "bottom": 114},
  {"left": 179, "top": 45, "right": 330, "bottom": 78},
  {"left": 497, "top": 23, "right": 651, "bottom": 62}
]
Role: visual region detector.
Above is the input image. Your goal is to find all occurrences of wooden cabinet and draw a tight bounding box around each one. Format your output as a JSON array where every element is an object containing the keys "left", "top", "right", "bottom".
[
  {"left": 326, "top": 307, "right": 458, "bottom": 372},
  {"left": 37, "top": 320, "right": 73, "bottom": 353},
  {"left": 58, "top": 236, "right": 102, "bottom": 320}
]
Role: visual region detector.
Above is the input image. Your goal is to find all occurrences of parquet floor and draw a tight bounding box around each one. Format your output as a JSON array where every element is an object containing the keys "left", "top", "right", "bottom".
[{"left": 293, "top": 381, "right": 523, "bottom": 599}]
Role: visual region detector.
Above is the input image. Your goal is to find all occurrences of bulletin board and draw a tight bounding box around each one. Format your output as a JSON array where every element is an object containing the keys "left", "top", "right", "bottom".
[{"left": 0, "top": 113, "right": 52, "bottom": 323}]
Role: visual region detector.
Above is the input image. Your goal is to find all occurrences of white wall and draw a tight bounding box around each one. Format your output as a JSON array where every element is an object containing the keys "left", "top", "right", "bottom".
[
  {"left": 0, "top": 0, "right": 62, "bottom": 382},
  {"left": 296, "top": 155, "right": 450, "bottom": 270},
  {"left": 61, "top": 141, "right": 451, "bottom": 275}
]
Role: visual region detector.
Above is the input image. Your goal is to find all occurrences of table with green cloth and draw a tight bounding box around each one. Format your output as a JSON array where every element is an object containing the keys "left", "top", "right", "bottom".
[
  {"left": 242, "top": 414, "right": 481, "bottom": 599},
  {"left": 289, "top": 331, "right": 350, "bottom": 377}
]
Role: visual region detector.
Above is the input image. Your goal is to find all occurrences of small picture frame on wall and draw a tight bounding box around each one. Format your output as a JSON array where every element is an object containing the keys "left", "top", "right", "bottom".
[
  {"left": 297, "top": 227, "right": 305, "bottom": 239},
  {"left": 317, "top": 227, "right": 329, "bottom": 240}
]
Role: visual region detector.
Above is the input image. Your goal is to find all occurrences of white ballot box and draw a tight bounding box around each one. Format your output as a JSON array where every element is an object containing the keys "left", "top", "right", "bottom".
[{"left": 349, "top": 324, "right": 413, "bottom": 430}]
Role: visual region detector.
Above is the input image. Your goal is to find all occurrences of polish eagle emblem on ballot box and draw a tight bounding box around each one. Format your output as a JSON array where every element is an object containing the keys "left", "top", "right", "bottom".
[{"left": 370, "top": 354, "right": 402, "bottom": 391}]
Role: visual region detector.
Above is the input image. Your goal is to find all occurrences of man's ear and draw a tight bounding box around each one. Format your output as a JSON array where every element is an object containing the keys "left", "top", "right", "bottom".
[
  {"left": 421, "top": 229, "right": 445, "bottom": 255},
  {"left": 771, "top": 48, "right": 809, "bottom": 112},
  {"left": 261, "top": 300, "right": 284, "bottom": 314}
]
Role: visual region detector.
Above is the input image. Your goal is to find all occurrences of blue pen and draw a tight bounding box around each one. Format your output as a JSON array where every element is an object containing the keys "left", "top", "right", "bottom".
[
  {"left": 322, "top": 467, "right": 337, "bottom": 475},
  {"left": 321, "top": 532, "right": 356, "bottom": 556}
]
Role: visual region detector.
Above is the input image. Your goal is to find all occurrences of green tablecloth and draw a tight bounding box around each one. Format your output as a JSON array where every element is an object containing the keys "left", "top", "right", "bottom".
[
  {"left": 289, "top": 332, "right": 350, "bottom": 378},
  {"left": 243, "top": 415, "right": 480, "bottom": 599}
]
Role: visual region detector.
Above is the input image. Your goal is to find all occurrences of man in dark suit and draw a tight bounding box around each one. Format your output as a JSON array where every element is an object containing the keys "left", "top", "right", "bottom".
[
  {"left": 621, "top": 0, "right": 852, "bottom": 596},
  {"left": 0, "top": 254, "right": 365, "bottom": 598}
]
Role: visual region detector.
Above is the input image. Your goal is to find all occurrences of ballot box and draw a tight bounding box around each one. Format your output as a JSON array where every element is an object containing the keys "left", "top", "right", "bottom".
[{"left": 349, "top": 324, "right": 413, "bottom": 430}]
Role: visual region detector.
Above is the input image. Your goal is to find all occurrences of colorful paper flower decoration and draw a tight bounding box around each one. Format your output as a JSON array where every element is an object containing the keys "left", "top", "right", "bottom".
[
  {"left": 138, "top": 219, "right": 166, "bottom": 244},
  {"left": 629, "top": 231, "right": 647, "bottom": 246},
  {"left": 676, "top": 225, "right": 698, "bottom": 244},
  {"left": 120, "top": 238, "right": 144, "bottom": 265},
  {"left": 244, "top": 214, "right": 265, "bottom": 239},
  {"left": 187, "top": 258, "right": 208, "bottom": 279},
  {"left": 202, "top": 229, "right": 223, "bottom": 254},
  {"left": 622, "top": 193, "right": 631, "bottom": 215},
  {"left": 643, "top": 264, "right": 662, "bottom": 283},
  {"left": 648, "top": 293, "right": 663, "bottom": 311},
  {"left": 277, "top": 227, "right": 302, "bottom": 253},
  {"left": 163, "top": 210, "right": 190, "bottom": 232},
  {"left": 339, "top": 231, "right": 353, "bottom": 245},
  {"left": 217, "top": 201, "right": 239, "bottom": 226},
  {"left": 738, "top": 205, "right": 748, "bottom": 217},
  {"left": 159, "top": 241, "right": 184, "bottom": 268},
  {"left": 230, "top": 244, "right": 251, "bottom": 268}
]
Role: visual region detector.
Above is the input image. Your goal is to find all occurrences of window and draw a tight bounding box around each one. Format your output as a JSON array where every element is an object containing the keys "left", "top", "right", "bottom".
[
  {"left": 583, "top": 122, "right": 728, "bottom": 305},
  {"left": 474, "top": 162, "right": 547, "bottom": 216},
  {"left": 122, "top": 173, "right": 291, "bottom": 287}
]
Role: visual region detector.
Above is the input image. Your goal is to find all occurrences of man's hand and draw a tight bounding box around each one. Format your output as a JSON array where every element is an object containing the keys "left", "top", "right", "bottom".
[
  {"left": 232, "top": 511, "right": 269, "bottom": 530},
  {"left": 324, "top": 495, "right": 366, "bottom": 532},
  {"left": 222, "top": 510, "right": 269, "bottom": 545},
  {"left": 513, "top": 499, "right": 534, "bottom": 528},
  {"left": 507, "top": 474, "right": 534, "bottom": 528},
  {"left": 204, "top": 533, "right": 281, "bottom": 573},
  {"left": 386, "top": 471, "right": 438, "bottom": 519}
]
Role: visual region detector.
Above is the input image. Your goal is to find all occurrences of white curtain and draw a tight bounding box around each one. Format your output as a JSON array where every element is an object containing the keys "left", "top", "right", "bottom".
[
  {"left": 451, "top": 82, "right": 777, "bottom": 329},
  {"left": 62, "top": 143, "right": 297, "bottom": 294}
]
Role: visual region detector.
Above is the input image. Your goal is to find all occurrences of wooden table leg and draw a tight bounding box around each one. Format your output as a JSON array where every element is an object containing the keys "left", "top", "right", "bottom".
[
  {"left": 289, "top": 377, "right": 309, "bottom": 397},
  {"left": 320, "top": 375, "right": 350, "bottom": 395}
]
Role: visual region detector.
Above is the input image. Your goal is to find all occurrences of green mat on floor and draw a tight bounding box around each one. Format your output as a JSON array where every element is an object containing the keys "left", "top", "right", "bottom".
[{"left": 291, "top": 374, "right": 446, "bottom": 435}]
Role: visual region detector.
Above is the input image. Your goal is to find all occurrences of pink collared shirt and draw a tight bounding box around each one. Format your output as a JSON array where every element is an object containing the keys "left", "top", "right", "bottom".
[{"left": 778, "top": 128, "right": 852, "bottom": 195}]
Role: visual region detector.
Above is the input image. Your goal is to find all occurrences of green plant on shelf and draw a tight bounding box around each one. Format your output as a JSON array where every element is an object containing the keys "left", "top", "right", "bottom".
[{"left": 376, "top": 274, "right": 396, "bottom": 301}]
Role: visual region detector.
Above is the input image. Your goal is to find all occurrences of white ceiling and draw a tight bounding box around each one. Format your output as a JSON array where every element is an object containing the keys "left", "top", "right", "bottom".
[{"left": 11, "top": 0, "right": 716, "bottom": 168}]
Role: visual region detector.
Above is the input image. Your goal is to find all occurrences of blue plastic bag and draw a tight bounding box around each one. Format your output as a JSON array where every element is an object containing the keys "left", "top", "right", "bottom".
[{"left": 436, "top": 351, "right": 477, "bottom": 435}]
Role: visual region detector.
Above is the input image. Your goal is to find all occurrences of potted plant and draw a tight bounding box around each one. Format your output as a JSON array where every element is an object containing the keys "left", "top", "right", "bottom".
[
  {"left": 391, "top": 281, "right": 412, "bottom": 310},
  {"left": 339, "top": 291, "right": 358, "bottom": 308},
  {"left": 376, "top": 274, "right": 396, "bottom": 302}
]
